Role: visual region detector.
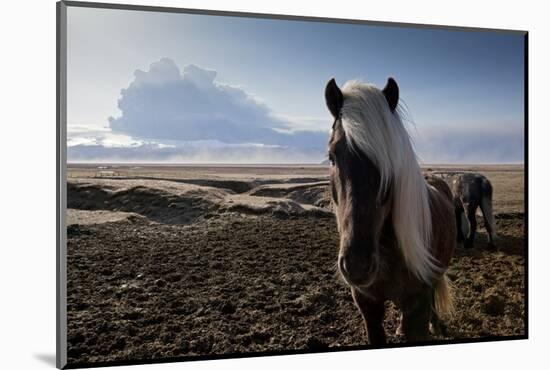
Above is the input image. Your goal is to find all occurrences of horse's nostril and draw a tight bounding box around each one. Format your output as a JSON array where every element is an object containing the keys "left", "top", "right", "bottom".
[
  {"left": 338, "top": 255, "right": 349, "bottom": 275},
  {"left": 339, "top": 253, "right": 369, "bottom": 284}
]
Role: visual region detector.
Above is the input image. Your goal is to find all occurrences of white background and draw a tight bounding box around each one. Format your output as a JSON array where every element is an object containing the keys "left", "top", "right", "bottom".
[{"left": 0, "top": 0, "right": 546, "bottom": 369}]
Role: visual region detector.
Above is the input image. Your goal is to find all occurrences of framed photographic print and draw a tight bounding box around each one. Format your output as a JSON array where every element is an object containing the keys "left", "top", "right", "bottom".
[{"left": 57, "top": 1, "right": 527, "bottom": 368}]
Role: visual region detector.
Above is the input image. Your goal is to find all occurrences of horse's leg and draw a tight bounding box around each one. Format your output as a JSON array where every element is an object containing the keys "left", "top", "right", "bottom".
[
  {"left": 480, "top": 197, "right": 496, "bottom": 248},
  {"left": 351, "top": 288, "right": 386, "bottom": 345},
  {"left": 465, "top": 203, "right": 477, "bottom": 249},
  {"left": 455, "top": 204, "right": 465, "bottom": 244},
  {"left": 401, "top": 290, "right": 431, "bottom": 342},
  {"left": 429, "top": 288, "right": 448, "bottom": 336}
]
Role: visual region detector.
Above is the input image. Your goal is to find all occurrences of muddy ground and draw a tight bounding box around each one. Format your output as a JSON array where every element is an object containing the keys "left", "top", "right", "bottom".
[{"left": 65, "top": 165, "right": 525, "bottom": 366}]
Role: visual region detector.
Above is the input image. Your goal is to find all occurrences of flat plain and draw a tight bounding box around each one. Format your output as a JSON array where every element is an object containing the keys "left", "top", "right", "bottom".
[{"left": 65, "top": 164, "right": 525, "bottom": 365}]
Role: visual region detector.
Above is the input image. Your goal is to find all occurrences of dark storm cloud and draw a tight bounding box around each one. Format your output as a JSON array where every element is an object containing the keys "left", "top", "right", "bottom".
[{"left": 108, "top": 58, "right": 327, "bottom": 150}]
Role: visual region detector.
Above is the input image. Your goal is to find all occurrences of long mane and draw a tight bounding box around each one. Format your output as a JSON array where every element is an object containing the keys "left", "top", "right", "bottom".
[{"left": 339, "top": 80, "right": 440, "bottom": 283}]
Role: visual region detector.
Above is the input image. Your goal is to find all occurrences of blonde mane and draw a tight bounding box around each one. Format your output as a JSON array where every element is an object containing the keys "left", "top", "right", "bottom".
[{"left": 339, "top": 80, "right": 440, "bottom": 283}]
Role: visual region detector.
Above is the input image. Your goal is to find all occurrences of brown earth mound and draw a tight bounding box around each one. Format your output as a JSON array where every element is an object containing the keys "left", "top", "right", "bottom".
[
  {"left": 248, "top": 182, "right": 330, "bottom": 209},
  {"left": 68, "top": 179, "right": 331, "bottom": 224},
  {"left": 68, "top": 180, "right": 226, "bottom": 224}
]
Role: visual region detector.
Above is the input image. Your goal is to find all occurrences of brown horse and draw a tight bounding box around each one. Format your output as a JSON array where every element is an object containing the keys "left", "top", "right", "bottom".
[{"left": 325, "top": 78, "right": 457, "bottom": 344}]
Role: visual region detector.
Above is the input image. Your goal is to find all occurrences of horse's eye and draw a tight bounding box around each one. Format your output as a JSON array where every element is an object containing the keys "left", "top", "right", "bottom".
[{"left": 328, "top": 154, "right": 335, "bottom": 167}]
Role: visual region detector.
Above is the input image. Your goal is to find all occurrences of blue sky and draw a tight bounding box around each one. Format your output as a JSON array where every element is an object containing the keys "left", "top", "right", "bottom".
[{"left": 67, "top": 6, "right": 525, "bottom": 164}]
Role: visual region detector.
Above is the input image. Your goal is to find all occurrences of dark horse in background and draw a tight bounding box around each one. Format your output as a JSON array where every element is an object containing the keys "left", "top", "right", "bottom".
[
  {"left": 430, "top": 172, "right": 497, "bottom": 249},
  {"left": 325, "top": 77, "right": 456, "bottom": 344}
]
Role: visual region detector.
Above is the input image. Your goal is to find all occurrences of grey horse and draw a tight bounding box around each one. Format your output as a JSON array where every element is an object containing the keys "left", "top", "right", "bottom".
[{"left": 430, "top": 172, "right": 497, "bottom": 249}]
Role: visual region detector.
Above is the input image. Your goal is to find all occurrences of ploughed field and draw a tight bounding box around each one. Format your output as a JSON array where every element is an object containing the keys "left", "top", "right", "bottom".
[{"left": 66, "top": 164, "right": 525, "bottom": 365}]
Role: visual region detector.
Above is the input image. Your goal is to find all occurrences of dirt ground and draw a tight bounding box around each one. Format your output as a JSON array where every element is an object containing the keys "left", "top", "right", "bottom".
[{"left": 65, "top": 164, "right": 525, "bottom": 366}]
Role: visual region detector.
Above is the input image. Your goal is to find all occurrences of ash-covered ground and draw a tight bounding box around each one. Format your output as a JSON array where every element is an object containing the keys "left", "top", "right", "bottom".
[{"left": 65, "top": 165, "right": 525, "bottom": 365}]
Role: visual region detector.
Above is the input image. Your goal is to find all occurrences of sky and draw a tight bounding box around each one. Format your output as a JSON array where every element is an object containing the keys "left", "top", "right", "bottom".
[{"left": 66, "top": 6, "right": 525, "bottom": 164}]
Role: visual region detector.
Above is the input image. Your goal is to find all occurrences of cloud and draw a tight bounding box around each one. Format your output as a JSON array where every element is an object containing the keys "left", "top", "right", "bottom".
[
  {"left": 68, "top": 58, "right": 523, "bottom": 164},
  {"left": 68, "top": 129, "right": 145, "bottom": 149},
  {"left": 108, "top": 58, "right": 328, "bottom": 149},
  {"left": 67, "top": 123, "right": 328, "bottom": 164},
  {"left": 67, "top": 140, "right": 325, "bottom": 164}
]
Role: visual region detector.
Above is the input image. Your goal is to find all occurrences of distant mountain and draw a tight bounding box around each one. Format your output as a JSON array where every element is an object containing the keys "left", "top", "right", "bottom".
[{"left": 320, "top": 159, "right": 330, "bottom": 165}]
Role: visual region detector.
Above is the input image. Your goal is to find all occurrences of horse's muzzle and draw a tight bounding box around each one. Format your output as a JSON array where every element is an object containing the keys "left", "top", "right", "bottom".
[{"left": 338, "top": 253, "right": 372, "bottom": 286}]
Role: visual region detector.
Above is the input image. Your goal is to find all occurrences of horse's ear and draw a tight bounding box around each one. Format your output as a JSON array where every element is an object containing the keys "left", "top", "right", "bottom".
[
  {"left": 325, "top": 78, "right": 344, "bottom": 119},
  {"left": 382, "top": 77, "right": 399, "bottom": 112}
]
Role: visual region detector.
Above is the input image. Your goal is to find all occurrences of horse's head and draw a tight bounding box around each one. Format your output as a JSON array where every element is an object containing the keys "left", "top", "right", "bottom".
[{"left": 325, "top": 77, "right": 400, "bottom": 288}]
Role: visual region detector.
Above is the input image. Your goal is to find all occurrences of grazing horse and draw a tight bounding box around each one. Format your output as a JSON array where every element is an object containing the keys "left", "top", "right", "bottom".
[
  {"left": 324, "top": 78, "right": 456, "bottom": 344},
  {"left": 431, "top": 172, "right": 497, "bottom": 249}
]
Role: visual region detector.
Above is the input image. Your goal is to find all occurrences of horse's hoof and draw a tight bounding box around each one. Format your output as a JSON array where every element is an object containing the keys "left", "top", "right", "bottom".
[
  {"left": 395, "top": 323, "right": 404, "bottom": 336},
  {"left": 431, "top": 322, "right": 448, "bottom": 336},
  {"left": 395, "top": 314, "right": 404, "bottom": 335}
]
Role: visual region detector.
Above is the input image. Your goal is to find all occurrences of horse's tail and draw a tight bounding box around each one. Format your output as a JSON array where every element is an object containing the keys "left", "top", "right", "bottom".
[
  {"left": 480, "top": 178, "right": 497, "bottom": 241},
  {"left": 434, "top": 273, "right": 455, "bottom": 318}
]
